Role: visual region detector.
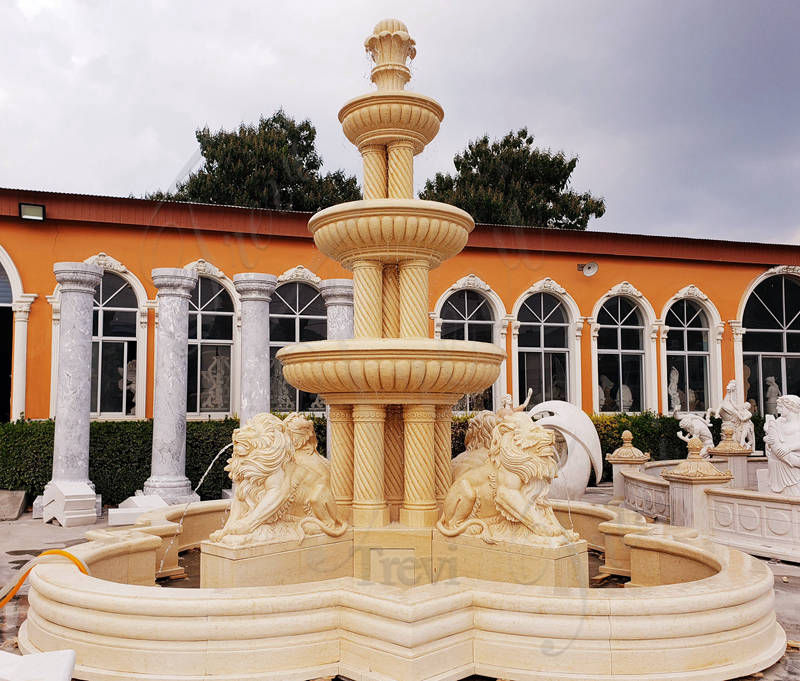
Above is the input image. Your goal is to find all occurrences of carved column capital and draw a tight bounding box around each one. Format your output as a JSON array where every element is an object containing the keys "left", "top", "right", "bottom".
[
  {"left": 54, "top": 262, "right": 103, "bottom": 294},
  {"left": 152, "top": 268, "right": 198, "bottom": 299},
  {"left": 233, "top": 272, "right": 278, "bottom": 302}
]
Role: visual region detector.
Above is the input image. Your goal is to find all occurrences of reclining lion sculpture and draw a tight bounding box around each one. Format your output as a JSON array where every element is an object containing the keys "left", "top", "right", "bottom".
[
  {"left": 438, "top": 411, "right": 579, "bottom": 546},
  {"left": 210, "top": 412, "right": 348, "bottom": 546}
]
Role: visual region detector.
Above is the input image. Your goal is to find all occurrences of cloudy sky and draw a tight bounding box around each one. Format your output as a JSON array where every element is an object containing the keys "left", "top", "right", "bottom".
[{"left": 2, "top": 0, "right": 798, "bottom": 241}]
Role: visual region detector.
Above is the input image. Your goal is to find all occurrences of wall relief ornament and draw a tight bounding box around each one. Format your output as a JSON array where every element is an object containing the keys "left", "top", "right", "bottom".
[
  {"left": 437, "top": 411, "right": 579, "bottom": 546},
  {"left": 608, "top": 281, "right": 643, "bottom": 299},
  {"left": 85, "top": 252, "right": 127, "bottom": 273},
  {"left": 209, "top": 413, "right": 348, "bottom": 546},
  {"left": 451, "top": 273, "right": 490, "bottom": 292},
  {"left": 277, "top": 265, "right": 321, "bottom": 285},
  {"left": 526, "top": 277, "right": 567, "bottom": 296},
  {"left": 184, "top": 259, "right": 225, "bottom": 279}
]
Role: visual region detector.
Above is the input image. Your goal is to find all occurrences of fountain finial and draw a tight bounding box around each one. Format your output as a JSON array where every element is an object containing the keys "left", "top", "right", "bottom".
[{"left": 365, "top": 18, "right": 416, "bottom": 91}]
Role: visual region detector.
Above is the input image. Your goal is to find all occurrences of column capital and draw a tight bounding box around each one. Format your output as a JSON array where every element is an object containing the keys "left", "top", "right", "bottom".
[
  {"left": 152, "top": 268, "right": 198, "bottom": 299},
  {"left": 54, "top": 262, "right": 102, "bottom": 294},
  {"left": 319, "top": 278, "right": 354, "bottom": 308},
  {"left": 233, "top": 272, "right": 278, "bottom": 301},
  {"left": 352, "top": 404, "right": 386, "bottom": 422},
  {"left": 12, "top": 293, "right": 37, "bottom": 318}
]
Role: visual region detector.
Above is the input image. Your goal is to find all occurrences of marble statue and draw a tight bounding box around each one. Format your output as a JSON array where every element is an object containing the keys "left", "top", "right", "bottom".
[
  {"left": 497, "top": 388, "right": 532, "bottom": 419},
  {"left": 668, "top": 366, "right": 682, "bottom": 412},
  {"left": 210, "top": 413, "right": 348, "bottom": 545},
  {"left": 677, "top": 413, "right": 714, "bottom": 458},
  {"left": 451, "top": 409, "right": 498, "bottom": 480},
  {"left": 599, "top": 374, "right": 614, "bottom": 410},
  {"left": 765, "top": 376, "right": 782, "bottom": 416},
  {"left": 618, "top": 383, "right": 633, "bottom": 412},
  {"left": 529, "top": 400, "right": 603, "bottom": 500},
  {"left": 437, "top": 411, "right": 579, "bottom": 546},
  {"left": 199, "top": 354, "right": 231, "bottom": 410},
  {"left": 715, "top": 380, "right": 755, "bottom": 451},
  {"left": 763, "top": 395, "right": 800, "bottom": 496}
]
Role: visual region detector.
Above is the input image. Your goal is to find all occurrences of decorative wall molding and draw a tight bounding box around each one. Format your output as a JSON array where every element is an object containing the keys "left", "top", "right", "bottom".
[
  {"left": 277, "top": 265, "right": 322, "bottom": 286},
  {"left": 85, "top": 252, "right": 127, "bottom": 273},
  {"left": 184, "top": 258, "right": 226, "bottom": 279},
  {"left": 608, "top": 281, "right": 643, "bottom": 299},
  {"left": 451, "top": 273, "right": 490, "bottom": 292}
]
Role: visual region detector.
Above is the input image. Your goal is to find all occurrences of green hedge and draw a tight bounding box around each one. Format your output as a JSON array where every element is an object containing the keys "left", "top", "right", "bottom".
[{"left": 0, "top": 412, "right": 765, "bottom": 506}]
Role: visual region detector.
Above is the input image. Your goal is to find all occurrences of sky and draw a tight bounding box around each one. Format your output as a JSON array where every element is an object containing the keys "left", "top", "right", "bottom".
[{"left": 1, "top": 0, "right": 799, "bottom": 241}]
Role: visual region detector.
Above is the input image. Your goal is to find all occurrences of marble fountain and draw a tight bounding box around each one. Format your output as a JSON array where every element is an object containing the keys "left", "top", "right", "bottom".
[{"left": 17, "top": 19, "right": 786, "bottom": 681}]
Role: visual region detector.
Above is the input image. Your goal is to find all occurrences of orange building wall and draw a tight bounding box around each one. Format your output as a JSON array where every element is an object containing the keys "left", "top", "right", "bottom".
[{"left": 2, "top": 189, "right": 798, "bottom": 420}]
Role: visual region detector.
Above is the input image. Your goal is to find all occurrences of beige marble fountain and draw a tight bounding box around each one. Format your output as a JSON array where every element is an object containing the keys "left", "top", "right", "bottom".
[{"left": 17, "top": 19, "right": 786, "bottom": 681}]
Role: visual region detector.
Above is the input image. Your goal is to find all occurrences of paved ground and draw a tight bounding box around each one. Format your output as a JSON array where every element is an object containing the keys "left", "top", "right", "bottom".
[{"left": 1, "top": 506, "right": 799, "bottom": 679}]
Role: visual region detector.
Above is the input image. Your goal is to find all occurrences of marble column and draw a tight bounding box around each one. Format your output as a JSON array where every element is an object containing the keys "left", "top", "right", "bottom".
[
  {"left": 43, "top": 263, "right": 102, "bottom": 526},
  {"left": 352, "top": 260, "right": 382, "bottom": 338},
  {"left": 143, "top": 268, "right": 199, "bottom": 504},
  {"left": 328, "top": 404, "right": 354, "bottom": 518},
  {"left": 50, "top": 262, "right": 103, "bottom": 483},
  {"left": 233, "top": 273, "right": 277, "bottom": 426},
  {"left": 434, "top": 405, "right": 453, "bottom": 503},
  {"left": 320, "top": 279, "right": 354, "bottom": 462},
  {"left": 10, "top": 294, "right": 36, "bottom": 421},
  {"left": 319, "top": 279, "right": 354, "bottom": 341},
  {"left": 352, "top": 404, "right": 389, "bottom": 527},
  {"left": 400, "top": 404, "right": 438, "bottom": 527},
  {"left": 398, "top": 259, "right": 430, "bottom": 338}
]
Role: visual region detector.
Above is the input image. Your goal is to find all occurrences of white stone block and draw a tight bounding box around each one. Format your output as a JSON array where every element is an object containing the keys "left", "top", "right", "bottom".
[
  {"left": 42, "top": 481, "right": 97, "bottom": 527},
  {"left": 0, "top": 649, "right": 75, "bottom": 681},
  {"left": 757, "top": 467, "right": 770, "bottom": 493},
  {"left": 108, "top": 494, "right": 168, "bottom": 526}
]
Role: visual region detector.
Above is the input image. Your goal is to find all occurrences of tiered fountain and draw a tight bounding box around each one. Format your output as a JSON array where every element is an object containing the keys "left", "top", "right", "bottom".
[{"left": 17, "top": 19, "right": 786, "bottom": 681}]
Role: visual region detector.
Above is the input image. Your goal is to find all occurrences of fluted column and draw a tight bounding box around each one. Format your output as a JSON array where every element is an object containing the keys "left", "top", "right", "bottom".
[
  {"left": 434, "top": 405, "right": 453, "bottom": 503},
  {"left": 352, "top": 260, "right": 383, "bottom": 338},
  {"left": 400, "top": 404, "right": 438, "bottom": 527},
  {"left": 398, "top": 259, "right": 430, "bottom": 338},
  {"left": 144, "top": 268, "right": 200, "bottom": 504},
  {"left": 50, "top": 262, "right": 103, "bottom": 486},
  {"left": 233, "top": 273, "right": 277, "bottom": 425},
  {"left": 329, "top": 404, "right": 354, "bottom": 518},
  {"left": 361, "top": 144, "right": 388, "bottom": 200},
  {"left": 352, "top": 404, "right": 389, "bottom": 527},
  {"left": 387, "top": 140, "right": 415, "bottom": 199},
  {"left": 384, "top": 405, "right": 405, "bottom": 521},
  {"left": 382, "top": 264, "right": 400, "bottom": 338}
]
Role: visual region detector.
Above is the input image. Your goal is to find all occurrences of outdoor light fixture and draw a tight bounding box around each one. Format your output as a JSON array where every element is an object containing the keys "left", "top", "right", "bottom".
[
  {"left": 577, "top": 261, "right": 599, "bottom": 276},
  {"left": 19, "top": 203, "right": 46, "bottom": 221}
]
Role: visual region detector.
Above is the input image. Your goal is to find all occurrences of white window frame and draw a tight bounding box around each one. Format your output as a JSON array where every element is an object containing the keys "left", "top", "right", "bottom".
[
  {"left": 182, "top": 260, "right": 240, "bottom": 420},
  {"left": 735, "top": 267, "right": 800, "bottom": 412},
  {"left": 431, "top": 273, "right": 510, "bottom": 412},
  {"left": 659, "top": 285, "right": 723, "bottom": 415},
  {"left": 588, "top": 281, "right": 658, "bottom": 414},
  {"left": 48, "top": 253, "right": 147, "bottom": 420},
  {"left": 0, "top": 244, "right": 36, "bottom": 421},
  {"left": 510, "top": 278, "right": 582, "bottom": 409},
  {"left": 269, "top": 271, "right": 327, "bottom": 414}
]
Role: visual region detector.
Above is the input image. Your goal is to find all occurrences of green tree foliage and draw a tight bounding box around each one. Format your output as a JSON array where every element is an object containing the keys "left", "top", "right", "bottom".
[
  {"left": 420, "top": 128, "right": 605, "bottom": 230},
  {"left": 149, "top": 110, "right": 361, "bottom": 211}
]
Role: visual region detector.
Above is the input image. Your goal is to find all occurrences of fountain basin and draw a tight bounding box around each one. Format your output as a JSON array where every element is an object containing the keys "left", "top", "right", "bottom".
[
  {"left": 339, "top": 91, "right": 444, "bottom": 153},
  {"left": 276, "top": 338, "right": 505, "bottom": 403},
  {"left": 308, "top": 199, "right": 473, "bottom": 267},
  {"left": 18, "top": 500, "right": 786, "bottom": 681}
]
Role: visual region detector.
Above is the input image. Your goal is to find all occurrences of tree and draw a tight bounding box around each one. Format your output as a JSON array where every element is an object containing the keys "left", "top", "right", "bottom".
[
  {"left": 148, "top": 110, "right": 361, "bottom": 211},
  {"left": 420, "top": 129, "right": 605, "bottom": 230}
]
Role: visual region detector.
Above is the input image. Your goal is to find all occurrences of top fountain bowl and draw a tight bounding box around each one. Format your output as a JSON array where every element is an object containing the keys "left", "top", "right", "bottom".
[
  {"left": 308, "top": 198, "right": 474, "bottom": 268},
  {"left": 338, "top": 91, "right": 444, "bottom": 153}
]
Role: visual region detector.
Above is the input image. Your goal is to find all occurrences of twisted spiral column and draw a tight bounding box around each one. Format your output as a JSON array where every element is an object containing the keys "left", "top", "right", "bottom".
[
  {"left": 382, "top": 264, "right": 400, "bottom": 338},
  {"left": 352, "top": 404, "right": 389, "bottom": 527},
  {"left": 387, "top": 140, "right": 415, "bottom": 199},
  {"left": 352, "top": 260, "right": 383, "bottom": 339},
  {"left": 434, "top": 405, "right": 453, "bottom": 503},
  {"left": 328, "top": 404, "right": 354, "bottom": 518},
  {"left": 398, "top": 259, "right": 430, "bottom": 338},
  {"left": 400, "top": 404, "right": 438, "bottom": 528},
  {"left": 384, "top": 405, "right": 405, "bottom": 521},
  {"left": 361, "top": 144, "right": 388, "bottom": 199}
]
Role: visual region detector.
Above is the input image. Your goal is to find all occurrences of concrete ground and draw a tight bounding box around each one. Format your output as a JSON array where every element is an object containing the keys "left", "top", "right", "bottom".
[{"left": 1, "top": 507, "right": 799, "bottom": 680}]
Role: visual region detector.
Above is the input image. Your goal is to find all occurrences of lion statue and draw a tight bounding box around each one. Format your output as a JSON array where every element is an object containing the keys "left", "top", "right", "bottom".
[
  {"left": 451, "top": 410, "right": 499, "bottom": 479},
  {"left": 437, "top": 411, "right": 579, "bottom": 546},
  {"left": 209, "top": 413, "right": 348, "bottom": 546}
]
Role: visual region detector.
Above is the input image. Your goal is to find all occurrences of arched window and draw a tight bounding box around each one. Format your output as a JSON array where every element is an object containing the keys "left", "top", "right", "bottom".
[
  {"left": 742, "top": 274, "right": 800, "bottom": 415},
  {"left": 91, "top": 272, "right": 138, "bottom": 416},
  {"left": 596, "top": 296, "right": 644, "bottom": 412},
  {"left": 441, "top": 289, "right": 494, "bottom": 411},
  {"left": 665, "top": 299, "right": 709, "bottom": 412},
  {"left": 187, "top": 276, "right": 234, "bottom": 414},
  {"left": 517, "top": 292, "right": 569, "bottom": 404},
  {"left": 269, "top": 282, "right": 327, "bottom": 412}
]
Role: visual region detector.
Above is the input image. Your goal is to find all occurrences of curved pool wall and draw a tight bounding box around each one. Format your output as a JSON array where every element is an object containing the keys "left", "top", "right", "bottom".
[{"left": 18, "top": 499, "right": 786, "bottom": 681}]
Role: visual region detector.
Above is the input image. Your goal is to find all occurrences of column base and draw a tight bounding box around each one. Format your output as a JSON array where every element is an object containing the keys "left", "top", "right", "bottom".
[
  {"left": 142, "top": 477, "right": 200, "bottom": 506},
  {"left": 399, "top": 506, "right": 439, "bottom": 528},
  {"left": 351, "top": 506, "right": 389, "bottom": 528},
  {"left": 41, "top": 481, "right": 97, "bottom": 527}
]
